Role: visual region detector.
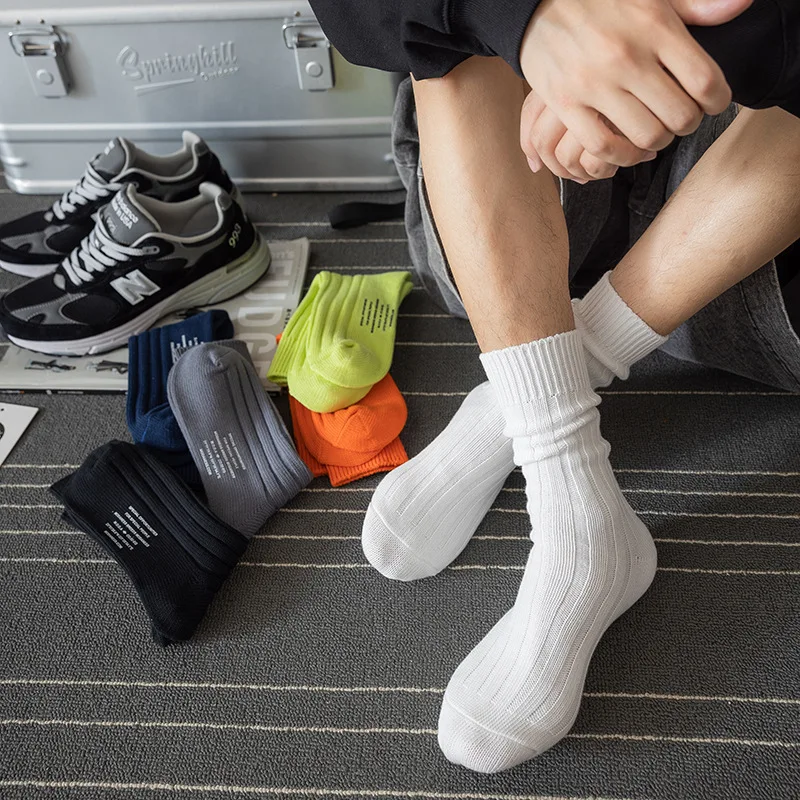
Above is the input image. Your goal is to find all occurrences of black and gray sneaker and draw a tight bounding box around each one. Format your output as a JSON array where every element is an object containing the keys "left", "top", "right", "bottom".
[
  {"left": 0, "top": 131, "right": 239, "bottom": 277},
  {"left": 0, "top": 182, "right": 269, "bottom": 356}
]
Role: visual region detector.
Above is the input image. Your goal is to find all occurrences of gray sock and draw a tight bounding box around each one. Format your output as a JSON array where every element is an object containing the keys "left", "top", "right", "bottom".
[{"left": 167, "top": 340, "right": 312, "bottom": 536}]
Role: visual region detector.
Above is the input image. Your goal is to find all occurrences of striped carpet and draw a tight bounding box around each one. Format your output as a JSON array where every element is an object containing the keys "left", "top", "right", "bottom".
[{"left": 0, "top": 179, "right": 798, "bottom": 800}]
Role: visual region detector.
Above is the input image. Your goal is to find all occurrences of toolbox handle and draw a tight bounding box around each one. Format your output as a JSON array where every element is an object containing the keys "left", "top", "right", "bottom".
[
  {"left": 9, "top": 26, "right": 65, "bottom": 57},
  {"left": 281, "top": 17, "right": 334, "bottom": 91}
]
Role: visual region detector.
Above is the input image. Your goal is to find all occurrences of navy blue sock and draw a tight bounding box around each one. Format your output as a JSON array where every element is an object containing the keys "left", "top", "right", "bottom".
[{"left": 127, "top": 310, "right": 234, "bottom": 486}]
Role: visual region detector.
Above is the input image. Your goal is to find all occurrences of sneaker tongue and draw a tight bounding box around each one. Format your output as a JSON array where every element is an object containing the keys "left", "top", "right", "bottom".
[
  {"left": 91, "top": 137, "right": 133, "bottom": 179},
  {"left": 99, "top": 185, "right": 161, "bottom": 245}
]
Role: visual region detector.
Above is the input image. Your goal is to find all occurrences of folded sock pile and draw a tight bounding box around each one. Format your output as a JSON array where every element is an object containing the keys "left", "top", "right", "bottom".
[
  {"left": 51, "top": 440, "right": 248, "bottom": 646},
  {"left": 267, "top": 270, "right": 413, "bottom": 412},
  {"left": 126, "top": 310, "right": 234, "bottom": 486},
  {"left": 168, "top": 340, "right": 313, "bottom": 535},
  {"left": 52, "top": 265, "right": 413, "bottom": 643},
  {"left": 289, "top": 373, "right": 409, "bottom": 486},
  {"left": 55, "top": 330, "right": 314, "bottom": 645}
]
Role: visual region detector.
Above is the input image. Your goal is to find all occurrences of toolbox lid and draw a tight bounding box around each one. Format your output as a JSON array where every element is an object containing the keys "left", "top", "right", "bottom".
[{"left": 0, "top": 1, "right": 313, "bottom": 26}]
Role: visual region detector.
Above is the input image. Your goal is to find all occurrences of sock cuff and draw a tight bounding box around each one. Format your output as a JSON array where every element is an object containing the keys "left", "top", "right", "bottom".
[
  {"left": 288, "top": 375, "right": 407, "bottom": 466},
  {"left": 266, "top": 275, "right": 325, "bottom": 386},
  {"left": 326, "top": 437, "right": 408, "bottom": 487},
  {"left": 52, "top": 441, "right": 247, "bottom": 570},
  {"left": 480, "top": 330, "right": 590, "bottom": 406},
  {"left": 573, "top": 272, "right": 667, "bottom": 380}
]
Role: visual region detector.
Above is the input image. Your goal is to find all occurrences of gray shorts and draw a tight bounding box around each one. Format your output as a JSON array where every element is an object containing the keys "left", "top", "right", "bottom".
[{"left": 392, "top": 78, "right": 800, "bottom": 392}]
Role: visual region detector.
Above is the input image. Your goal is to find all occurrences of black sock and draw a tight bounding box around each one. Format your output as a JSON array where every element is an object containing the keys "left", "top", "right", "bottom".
[{"left": 51, "top": 441, "right": 248, "bottom": 646}]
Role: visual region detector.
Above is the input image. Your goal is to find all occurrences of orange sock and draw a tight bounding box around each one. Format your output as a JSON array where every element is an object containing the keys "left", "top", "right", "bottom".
[{"left": 289, "top": 374, "right": 408, "bottom": 486}]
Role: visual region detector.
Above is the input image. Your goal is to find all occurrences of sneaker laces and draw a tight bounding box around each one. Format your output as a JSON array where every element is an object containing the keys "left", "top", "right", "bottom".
[
  {"left": 60, "top": 217, "right": 149, "bottom": 288},
  {"left": 48, "top": 163, "right": 124, "bottom": 222}
]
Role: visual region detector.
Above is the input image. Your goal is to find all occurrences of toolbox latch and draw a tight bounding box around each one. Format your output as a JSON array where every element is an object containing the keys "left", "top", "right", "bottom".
[
  {"left": 282, "top": 18, "right": 334, "bottom": 92},
  {"left": 9, "top": 24, "right": 71, "bottom": 98}
]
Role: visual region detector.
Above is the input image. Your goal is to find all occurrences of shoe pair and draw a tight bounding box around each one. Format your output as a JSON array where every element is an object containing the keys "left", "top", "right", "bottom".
[{"left": 0, "top": 132, "right": 269, "bottom": 356}]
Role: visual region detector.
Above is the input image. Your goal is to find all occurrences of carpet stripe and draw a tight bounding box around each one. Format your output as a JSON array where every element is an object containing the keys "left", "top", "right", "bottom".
[
  {"left": 395, "top": 343, "right": 477, "bottom": 347},
  {"left": 568, "top": 733, "right": 798, "bottom": 748},
  {"left": 7, "top": 466, "right": 789, "bottom": 474},
  {"left": 2, "top": 679, "right": 797, "bottom": 705},
  {"left": 1, "top": 477, "right": 799, "bottom": 496},
  {"left": 490, "top": 508, "right": 800, "bottom": 520},
  {"left": 0, "top": 464, "right": 81, "bottom": 469},
  {"left": 651, "top": 538, "right": 800, "bottom": 547},
  {"left": 618, "top": 489, "right": 800, "bottom": 498},
  {"left": 1, "top": 719, "right": 796, "bottom": 749},
  {"left": 1, "top": 558, "right": 797, "bottom": 575},
  {"left": 0, "top": 718, "right": 435, "bottom": 735},
  {"left": 0, "top": 781, "right": 631, "bottom": 800},
  {"left": 616, "top": 468, "right": 800, "bottom": 476},
  {"left": 0, "top": 530, "right": 81, "bottom": 536},
  {"left": 400, "top": 389, "right": 799, "bottom": 396},
  {"left": 403, "top": 389, "right": 799, "bottom": 396},
  {"left": 1, "top": 530, "right": 797, "bottom": 548}
]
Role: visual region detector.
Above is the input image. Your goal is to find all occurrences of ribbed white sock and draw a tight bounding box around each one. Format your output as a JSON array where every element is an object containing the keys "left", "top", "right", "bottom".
[
  {"left": 438, "top": 331, "right": 657, "bottom": 773},
  {"left": 361, "top": 381, "right": 511, "bottom": 580},
  {"left": 362, "top": 273, "right": 666, "bottom": 581}
]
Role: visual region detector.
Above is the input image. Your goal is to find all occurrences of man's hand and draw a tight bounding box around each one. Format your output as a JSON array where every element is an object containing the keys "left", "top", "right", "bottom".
[{"left": 519, "top": 0, "right": 753, "bottom": 182}]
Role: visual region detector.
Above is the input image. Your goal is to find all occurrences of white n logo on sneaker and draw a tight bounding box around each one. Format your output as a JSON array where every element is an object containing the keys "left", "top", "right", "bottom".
[{"left": 110, "top": 269, "right": 160, "bottom": 305}]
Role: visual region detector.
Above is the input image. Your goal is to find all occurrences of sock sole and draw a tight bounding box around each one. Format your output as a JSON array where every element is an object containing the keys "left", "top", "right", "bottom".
[{"left": 7, "top": 234, "right": 271, "bottom": 356}]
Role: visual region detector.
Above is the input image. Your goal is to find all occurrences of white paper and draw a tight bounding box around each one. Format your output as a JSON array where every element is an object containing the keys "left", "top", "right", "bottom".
[{"left": 0, "top": 402, "right": 38, "bottom": 465}]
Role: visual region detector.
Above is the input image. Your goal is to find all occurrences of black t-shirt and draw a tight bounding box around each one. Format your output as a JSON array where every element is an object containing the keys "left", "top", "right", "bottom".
[{"left": 308, "top": 0, "right": 799, "bottom": 117}]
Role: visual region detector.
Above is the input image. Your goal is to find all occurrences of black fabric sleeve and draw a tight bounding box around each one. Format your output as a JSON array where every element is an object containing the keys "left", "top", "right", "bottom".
[
  {"left": 307, "top": 0, "right": 541, "bottom": 79},
  {"left": 690, "top": 0, "right": 800, "bottom": 117},
  {"left": 309, "top": 0, "right": 799, "bottom": 118}
]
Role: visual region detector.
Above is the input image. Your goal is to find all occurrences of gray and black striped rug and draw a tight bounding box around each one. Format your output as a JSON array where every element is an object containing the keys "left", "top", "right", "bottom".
[{"left": 1, "top": 182, "right": 798, "bottom": 800}]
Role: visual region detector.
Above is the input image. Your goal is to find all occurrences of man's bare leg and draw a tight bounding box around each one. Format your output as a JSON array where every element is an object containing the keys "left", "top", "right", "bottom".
[
  {"left": 365, "top": 98, "right": 800, "bottom": 583},
  {"left": 369, "top": 56, "right": 660, "bottom": 774},
  {"left": 612, "top": 106, "right": 800, "bottom": 334},
  {"left": 365, "top": 64, "right": 800, "bottom": 773},
  {"left": 363, "top": 59, "right": 666, "bottom": 582},
  {"left": 362, "top": 58, "right": 599, "bottom": 581},
  {"left": 413, "top": 57, "right": 573, "bottom": 350}
]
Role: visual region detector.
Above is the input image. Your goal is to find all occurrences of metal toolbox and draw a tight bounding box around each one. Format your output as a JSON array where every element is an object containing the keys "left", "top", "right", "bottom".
[{"left": 0, "top": 1, "right": 402, "bottom": 193}]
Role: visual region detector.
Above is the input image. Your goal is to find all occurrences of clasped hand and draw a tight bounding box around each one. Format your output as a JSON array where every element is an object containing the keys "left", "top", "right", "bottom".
[{"left": 519, "top": 0, "right": 753, "bottom": 182}]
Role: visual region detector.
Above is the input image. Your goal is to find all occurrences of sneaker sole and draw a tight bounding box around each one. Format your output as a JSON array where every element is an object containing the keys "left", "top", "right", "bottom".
[
  {"left": 0, "top": 258, "right": 59, "bottom": 278},
  {"left": 7, "top": 233, "right": 271, "bottom": 356}
]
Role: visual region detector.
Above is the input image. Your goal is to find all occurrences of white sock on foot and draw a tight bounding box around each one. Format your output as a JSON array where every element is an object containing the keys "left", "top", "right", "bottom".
[
  {"left": 437, "top": 331, "right": 657, "bottom": 773},
  {"left": 576, "top": 272, "right": 667, "bottom": 388},
  {"left": 361, "top": 381, "right": 512, "bottom": 581},
  {"left": 362, "top": 273, "right": 666, "bottom": 581}
]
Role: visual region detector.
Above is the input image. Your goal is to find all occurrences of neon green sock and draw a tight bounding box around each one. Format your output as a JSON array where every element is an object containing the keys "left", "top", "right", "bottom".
[
  {"left": 266, "top": 275, "right": 319, "bottom": 387},
  {"left": 268, "top": 271, "right": 413, "bottom": 412}
]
